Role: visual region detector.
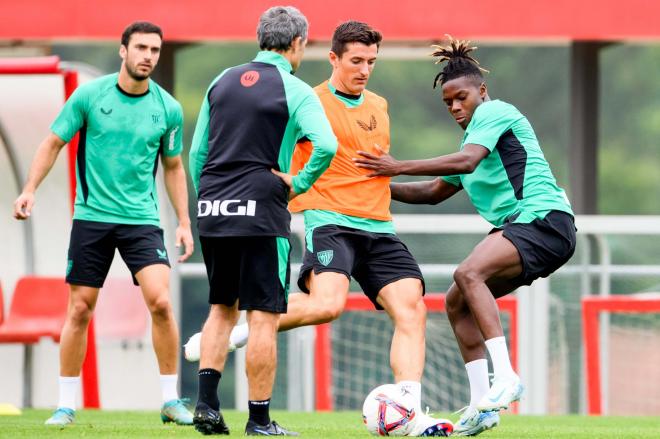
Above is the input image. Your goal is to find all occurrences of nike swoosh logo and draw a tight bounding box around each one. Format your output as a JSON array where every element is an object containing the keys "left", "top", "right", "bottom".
[
  {"left": 253, "top": 429, "right": 270, "bottom": 435},
  {"left": 100, "top": 108, "right": 112, "bottom": 115},
  {"left": 488, "top": 388, "right": 507, "bottom": 402}
]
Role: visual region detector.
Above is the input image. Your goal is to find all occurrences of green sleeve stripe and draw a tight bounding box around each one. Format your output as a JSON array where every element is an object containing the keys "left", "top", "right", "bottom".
[
  {"left": 276, "top": 237, "right": 291, "bottom": 300},
  {"left": 189, "top": 97, "right": 210, "bottom": 194},
  {"left": 189, "top": 72, "right": 227, "bottom": 193},
  {"left": 290, "top": 88, "right": 337, "bottom": 194}
]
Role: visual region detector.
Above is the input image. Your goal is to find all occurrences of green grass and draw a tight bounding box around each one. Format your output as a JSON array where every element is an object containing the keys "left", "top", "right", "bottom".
[{"left": 0, "top": 410, "right": 659, "bottom": 438}]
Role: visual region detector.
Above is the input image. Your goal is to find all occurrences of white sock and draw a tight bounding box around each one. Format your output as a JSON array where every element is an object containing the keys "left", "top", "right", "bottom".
[
  {"left": 58, "top": 376, "right": 80, "bottom": 410},
  {"left": 485, "top": 336, "right": 516, "bottom": 380},
  {"left": 160, "top": 374, "right": 179, "bottom": 403},
  {"left": 465, "top": 359, "right": 490, "bottom": 409},
  {"left": 397, "top": 380, "right": 422, "bottom": 411},
  {"left": 229, "top": 323, "right": 249, "bottom": 348}
]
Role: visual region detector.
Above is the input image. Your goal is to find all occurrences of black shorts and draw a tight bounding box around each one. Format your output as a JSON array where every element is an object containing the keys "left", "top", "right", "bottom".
[
  {"left": 200, "top": 236, "right": 290, "bottom": 313},
  {"left": 66, "top": 219, "right": 170, "bottom": 288},
  {"left": 298, "top": 225, "right": 424, "bottom": 310},
  {"left": 495, "top": 210, "right": 577, "bottom": 287}
]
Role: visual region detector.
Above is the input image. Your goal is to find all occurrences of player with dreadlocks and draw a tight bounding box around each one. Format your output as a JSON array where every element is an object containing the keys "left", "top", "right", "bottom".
[{"left": 354, "top": 36, "right": 576, "bottom": 436}]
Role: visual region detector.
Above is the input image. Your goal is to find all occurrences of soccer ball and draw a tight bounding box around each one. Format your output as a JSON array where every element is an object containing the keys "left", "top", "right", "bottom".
[{"left": 362, "top": 384, "right": 416, "bottom": 436}]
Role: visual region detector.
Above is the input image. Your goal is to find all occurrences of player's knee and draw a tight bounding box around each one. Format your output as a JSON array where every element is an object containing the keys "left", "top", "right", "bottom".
[
  {"left": 453, "top": 264, "right": 483, "bottom": 290},
  {"left": 319, "top": 305, "right": 343, "bottom": 323},
  {"left": 147, "top": 296, "right": 173, "bottom": 321},
  {"left": 308, "top": 289, "right": 345, "bottom": 323},
  {"left": 391, "top": 296, "right": 426, "bottom": 330},
  {"left": 68, "top": 300, "right": 93, "bottom": 327},
  {"left": 411, "top": 295, "right": 427, "bottom": 320},
  {"left": 248, "top": 311, "right": 279, "bottom": 331},
  {"left": 208, "top": 304, "right": 238, "bottom": 322},
  {"left": 313, "top": 294, "right": 345, "bottom": 322}
]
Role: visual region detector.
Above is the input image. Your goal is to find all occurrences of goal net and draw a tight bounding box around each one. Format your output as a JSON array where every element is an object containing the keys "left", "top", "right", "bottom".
[
  {"left": 314, "top": 293, "right": 517, "bottom": 412},
  {"left": 583, "top": 294, "right": 660, "bottom": 415}
]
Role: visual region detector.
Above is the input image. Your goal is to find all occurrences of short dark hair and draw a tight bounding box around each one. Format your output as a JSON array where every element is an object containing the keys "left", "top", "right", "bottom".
[
  {"left": 331, "top": 21, "right": 382, "bottom": 57},
  {"left": 431, "top": 36, "right": 488, "bottom": 88},
  {"left": 121, "top": 21, "right": 163, "bottom": 47}
]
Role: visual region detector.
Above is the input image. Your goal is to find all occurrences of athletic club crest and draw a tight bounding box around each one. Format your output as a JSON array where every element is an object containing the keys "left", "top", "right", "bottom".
[
  {"left": 317, "top": 250, "right": 334, "bottom": 266},
  {"left": 240, "top": 70, "right": 260, "bottom": 87}
]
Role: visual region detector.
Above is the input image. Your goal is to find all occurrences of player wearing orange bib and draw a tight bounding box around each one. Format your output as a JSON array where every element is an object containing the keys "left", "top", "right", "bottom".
[{"left": 288, "top": 83, "right": 392, "bottom": 221}]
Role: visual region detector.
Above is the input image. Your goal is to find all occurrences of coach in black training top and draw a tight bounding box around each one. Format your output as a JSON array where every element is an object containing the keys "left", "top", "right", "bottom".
[{"left": 188, "top": 6, "right": 336, "bottom": 437}]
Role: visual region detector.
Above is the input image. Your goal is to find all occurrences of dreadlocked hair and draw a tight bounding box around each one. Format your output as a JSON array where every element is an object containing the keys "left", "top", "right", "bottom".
[{"left": 430, "top": 35, "right": 489, "bottom": 89}]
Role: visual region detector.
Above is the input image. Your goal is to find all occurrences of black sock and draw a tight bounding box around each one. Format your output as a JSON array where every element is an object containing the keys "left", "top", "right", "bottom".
[
  {"left": 197, "top": 368, "right": 221, "bottom": 411},
  {"left": 248, "top": 399, "right": 271, "bottom": 426}
]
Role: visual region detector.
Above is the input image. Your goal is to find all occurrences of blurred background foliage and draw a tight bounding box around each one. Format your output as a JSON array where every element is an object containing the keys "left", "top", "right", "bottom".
[{"left": 53, "top": 41, "right": 660, "bottom": 222}]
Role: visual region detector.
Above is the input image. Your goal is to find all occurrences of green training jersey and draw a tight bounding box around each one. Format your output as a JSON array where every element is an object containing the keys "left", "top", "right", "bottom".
[
  {"left": 442, "top": 99, "right": 573, "bottom": 226},
  {"left": 51, "top": 73, "right": 183, "bottom": 226}
]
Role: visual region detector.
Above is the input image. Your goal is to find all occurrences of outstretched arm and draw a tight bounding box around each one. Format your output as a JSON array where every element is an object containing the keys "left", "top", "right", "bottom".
[
  {"left": 162, "top": 155, "right": 194, "bottom": 262},
  {"left": 354, "top": 143, "right": 489, "bottom": 177},
  {"left": 13, "top": 133, "right": 67, "bottom": 219},
  {"left": 390, "top": 178, "right": 462, "bottom": 205}
]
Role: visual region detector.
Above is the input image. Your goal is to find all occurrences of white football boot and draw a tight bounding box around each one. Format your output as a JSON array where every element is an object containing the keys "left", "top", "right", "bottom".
[
  {"left": 452, "top": 406, "right": 500, "bottom": 436},
  {"left": 407, "top": 410, "right": 454, "bottom": 437},
  {"left": 476, "top": 375, "right": 523, "bottom": 412}
]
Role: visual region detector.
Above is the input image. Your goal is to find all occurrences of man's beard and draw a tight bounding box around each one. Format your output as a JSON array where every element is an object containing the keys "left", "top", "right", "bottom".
[{"left": 126, "top": 63, "right": 151, "bottom": 81}]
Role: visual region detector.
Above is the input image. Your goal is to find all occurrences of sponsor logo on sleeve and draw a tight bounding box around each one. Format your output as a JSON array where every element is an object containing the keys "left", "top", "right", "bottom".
[{"left": 168, "top": 126, "right": 179, "bottom": 150}]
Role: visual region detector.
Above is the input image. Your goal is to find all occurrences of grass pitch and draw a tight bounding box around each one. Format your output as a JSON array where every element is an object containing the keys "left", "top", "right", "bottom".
[{"left": 1, "top": 409, "right": 659, "bottom": 438}]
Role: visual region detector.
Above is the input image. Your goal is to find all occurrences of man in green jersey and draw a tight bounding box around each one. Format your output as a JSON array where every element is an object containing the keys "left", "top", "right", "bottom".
[
  {"left": 13, "top": 22, "right": 194, "bottom": 426},
  {"left": 354, "top": 37, "right": 576, "bottom": 436}
]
